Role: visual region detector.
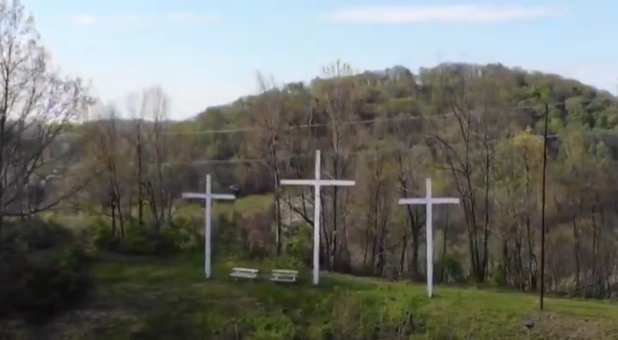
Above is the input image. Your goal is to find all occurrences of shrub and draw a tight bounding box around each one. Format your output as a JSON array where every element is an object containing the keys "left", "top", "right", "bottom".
[
  {"left": 168, "top": 216, "right": 200, "bottom": 251},
  {"left": 17, "top": 248, "right": 91, "bottom": 318},
  {"left": 435, "top": 255, "right": 465, "bottom": 284},
  {"left": 95, "top": 218, "right": 196, "bottom": 256},
  {"left": 248, "top": 311, "right": 296, "bottom": 340},
  {"left": 3, "top": 218, "right": 72, "bottom": 251},
  {"left": 238, "top": 211, "right": 272, "bottom": 258},
  {"left": 0, "top": 219, "right": 92, "bottom": 320},
  {"left": 285, "top": 223, "right": 312, "bottom": 265},
  {"left": 121, "top": 220, "right": 156, "bottom": 255},
  {"left": 93, "top": 217, "right": 118, "bottom": 250}
]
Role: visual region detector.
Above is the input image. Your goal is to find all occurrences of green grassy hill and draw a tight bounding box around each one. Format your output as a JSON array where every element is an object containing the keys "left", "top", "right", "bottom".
[{"left": 4, "top": 253, "right": 617, "bottom": 340}]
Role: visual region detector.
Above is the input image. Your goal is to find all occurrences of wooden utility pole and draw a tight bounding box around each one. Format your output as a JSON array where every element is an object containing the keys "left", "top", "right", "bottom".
[{"left": 540, "top": 102, "right": 549, "bottom": 310}]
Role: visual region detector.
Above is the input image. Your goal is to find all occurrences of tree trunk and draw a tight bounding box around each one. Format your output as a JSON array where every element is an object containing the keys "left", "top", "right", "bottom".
[
  {"left": 399, "top": 232, "right": 409, "bottom": 277},
  {"left": 136, "top": 121, "right": 144, "bottom": 227},
  {"left": 572, "top": 216, "right": 581, "bottom": 293}
]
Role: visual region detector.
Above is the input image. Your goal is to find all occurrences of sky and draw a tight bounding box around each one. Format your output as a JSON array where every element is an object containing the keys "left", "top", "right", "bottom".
[{"left": 23, "top": 0, "right": 618, "bottom": 120}]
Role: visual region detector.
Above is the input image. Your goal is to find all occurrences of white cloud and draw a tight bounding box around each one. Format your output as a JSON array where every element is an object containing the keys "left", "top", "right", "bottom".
[
  {"left": 71, "top": 12, "right": 219, "bottom": 27},
  {"left": 328, "top": 4, "right": 565, "bottom": 24},
  {"left": 72, "top": 14, "right": 97, "bottom": 26}
]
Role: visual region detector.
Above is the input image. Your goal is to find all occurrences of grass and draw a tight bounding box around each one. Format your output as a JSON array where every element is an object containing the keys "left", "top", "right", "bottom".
[
  {"left": 9, "top": 252, "right": 608, "bottom": 340},
  {"left": 20, "top": 197, "right": 618, "bottom": 339},
  {"left": 174, "top": 193, "right": 274, "bottom": 222}
]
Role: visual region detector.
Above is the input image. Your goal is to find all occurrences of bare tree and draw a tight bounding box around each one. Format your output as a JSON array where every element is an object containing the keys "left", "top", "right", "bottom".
[
  {"left": 126, "top": 93, "right": 146, "bottom": 227},
  {"left": 89, "top": 104, "right": 130, "bottom": 237},
  {"left": 141, "top": 87, "right": 172, "bottom": 232},
  {"left": 314, "top": 60, "right": 360, "bottom": 270},
  {"left": 429, "top": 64, "right": 507, "bottom": 283},
  {"left": 0, "top": 0, "right": 87, "bottom": 228},
  {"left": 251, "top": 73, "right": 286, "bottom": 255}
]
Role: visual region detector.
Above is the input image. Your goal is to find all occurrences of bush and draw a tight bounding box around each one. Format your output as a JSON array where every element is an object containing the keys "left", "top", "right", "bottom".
[
  {"left": 435, "top": 255, "right": 465, "bottom": 284},
  {"left": 285, "top": 223, "right": 312, "bottom": 266},
  {"left": 93, "top": 217, "right": 118, "bottom": 250},
  {"left": 328, "top": 291, "right": 425, "bottom": 340},
  {"left": 95, "top": 218, "right": 196, "bottom": 256},
  {"left": 17, "top": 248, "right": 91, "bottom": 318},
  {"left": 0, "top": 219, "right": 92, "bottom": 320},
  {"left": 2, "top": 218, "right": 72, "bottom": 251},
  {"left": 248, "top": 311, "right": 296, "bottom": 340}
]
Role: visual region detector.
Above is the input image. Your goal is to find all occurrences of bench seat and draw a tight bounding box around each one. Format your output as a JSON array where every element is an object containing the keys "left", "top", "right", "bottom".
[
  {"left": 230, "top": 267, "right": 259, "bottom": 280},
  {"left": 271, "top": 269, "right": 298, "bottom": 283}
]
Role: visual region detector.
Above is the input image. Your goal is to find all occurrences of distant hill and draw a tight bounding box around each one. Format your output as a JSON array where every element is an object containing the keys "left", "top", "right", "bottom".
[{"left": 191, "top": 63, "right": 618, "bottom": 134}]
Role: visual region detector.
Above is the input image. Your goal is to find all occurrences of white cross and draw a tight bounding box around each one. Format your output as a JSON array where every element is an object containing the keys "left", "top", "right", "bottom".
[
  {"left": 281, "top": 150, "right": 356, "bottom": 285},
  {"left": 182, "top": 174, "right": 236, "bottom": 279},
  {"left": 399, "top": 178, "right": 459, "bottom": 298}
]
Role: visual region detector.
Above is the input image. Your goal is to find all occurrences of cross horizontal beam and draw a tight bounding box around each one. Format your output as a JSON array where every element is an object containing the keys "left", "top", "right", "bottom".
[
  {"left": 183, "top": 193, "right": 207, "bottom": 200},
  {"left": 399, "top": 198, "right": 460, "bottom": 205},
  {"left": 182, "top": 193, "right": 236, "bottom": 200},
  {"left": 211, "top": 194, "right": 236, "bottom": 200},
  {"left": 281, "top": 179, "right": 356, "bottom": 187}
]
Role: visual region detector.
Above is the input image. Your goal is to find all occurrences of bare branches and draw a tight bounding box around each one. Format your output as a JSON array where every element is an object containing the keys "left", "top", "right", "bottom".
[{"left": 0, "top": 0, "right": 87, "bottom": 223}]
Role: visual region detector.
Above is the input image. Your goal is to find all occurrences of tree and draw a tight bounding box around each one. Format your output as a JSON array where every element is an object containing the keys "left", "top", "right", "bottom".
[
  {"left": 313, "top": 60, "right": 361, "bottom": 270},
  {"left": 250, "top": 73, "right": 287, "bottom": 256},
  {"left": 495, "top": 129, "right": 543, "bottom": 290},
  {"left": 428, "top": 64, "right": 508, "bottom": 283},
  {"left": 126, "top": 93, "right": 146, "bottom": 227},
  {"left": 0, "top": 0, "right": 87, "bottom": 229},
  {"left": 141, "top": 87, "right": 172, "bottom": 232},
  {"left": 88, "top": 104, "right": 131, "bottom": 238}
]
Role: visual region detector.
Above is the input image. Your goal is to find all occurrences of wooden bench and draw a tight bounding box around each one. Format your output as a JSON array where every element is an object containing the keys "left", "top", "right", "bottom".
[
  {"left": 270, "top": 269, "right": 298, "bottom": 283},
  {"left": 229, "top": 267, "right": 259, "bottom": 280}
]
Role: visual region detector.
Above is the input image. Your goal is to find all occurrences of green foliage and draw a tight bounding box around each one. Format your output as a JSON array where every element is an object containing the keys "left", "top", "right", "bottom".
[
  {"left": 94, "top": 218, "right": 198, "bottom": 256},
  {"left": 1, "top": 218, "right": 73, "bottom": 251},
  {"left": 248, "top": 311, "right": 296, "bottom": 340},
  {"left": 17, "top": 248, "right": 92, "bottom": 319},
  {"left": 0, "top": 219, "right": 92, "bottom": 320},
  {"left": 13, "top": 253, "right": 613, "bottom": 339},
  {"left": 93, "top": 218, "right": 117, "bottom": 250},
  {"left": 435, "top": 255, "right": 465, "bottom": 284},
  {"left": 285, "top": 223, "right": 312, "bottom": 264}
]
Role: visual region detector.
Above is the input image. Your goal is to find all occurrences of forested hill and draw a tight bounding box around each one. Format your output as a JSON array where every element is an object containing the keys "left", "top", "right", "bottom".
[
  {"left": 163, "top": 62, "right": 618, "bottom": 179},
  {"left": 74, "top": 61, "right": 618, "bottom": 300},
  {"left": 188, "top": 63, "right": 618, "bottom": 134}
]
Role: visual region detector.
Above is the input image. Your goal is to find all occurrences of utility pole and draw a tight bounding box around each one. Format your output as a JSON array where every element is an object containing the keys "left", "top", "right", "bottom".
[{"left": 540, "top": 102, "right": 549, "bottom": 310}]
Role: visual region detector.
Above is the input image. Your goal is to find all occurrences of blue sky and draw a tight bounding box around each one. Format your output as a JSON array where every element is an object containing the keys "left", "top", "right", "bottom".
[{"left": 23, "top": 0, "right": 618, "bottom": 120}]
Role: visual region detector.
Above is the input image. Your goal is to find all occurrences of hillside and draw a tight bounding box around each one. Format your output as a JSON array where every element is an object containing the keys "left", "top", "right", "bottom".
[
  {"left": 3, "top": 253, "right": 617, "bottom": 340},
  {"left": 53, "top": 63, "right": 618, "bottom": 306}
]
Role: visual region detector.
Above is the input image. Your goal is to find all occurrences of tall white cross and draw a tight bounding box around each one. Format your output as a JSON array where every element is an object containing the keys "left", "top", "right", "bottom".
[
  {"left": 182, "top": 174, "right": 236, "bottom": 279},
  {"left": 281, "top": 150, "right": 356, "bottom": 285},
  {"left": 399, "top": 178, "right": 459, "bottom": 298}
]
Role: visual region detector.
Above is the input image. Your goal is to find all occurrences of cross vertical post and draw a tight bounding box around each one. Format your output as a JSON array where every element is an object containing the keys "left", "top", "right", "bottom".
[
  {"left": 205, "top": 174, "right": 212, "bottom": 278},
  {"left": 182, "top": 174, "right": 236, "bottom": 279},
  {"left": 399, "top": 178, "right": 460, "bottom": 298},
  {"left": 426, "top": 178, "right": 433, "bottom": 297},
  {"left": 313, "top": 151, "right": 321, "bottom": 286},
  {"left": 281, "top": 150, "right": 355, "bottom": 285}
]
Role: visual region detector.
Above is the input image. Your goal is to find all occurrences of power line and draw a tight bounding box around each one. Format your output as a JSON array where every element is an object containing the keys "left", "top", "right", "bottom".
[
  {"left": 162, "top": 105, "right": 562, "bottom": 167},
  {"left": 164, "top": 113, "right": 454, "bottom": 136},
  {"left": 164, "top": 103, "right": 563, "bottom": 137},
  {"left": 165, "top": 142, "right": 435, "bottom": 167}
]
